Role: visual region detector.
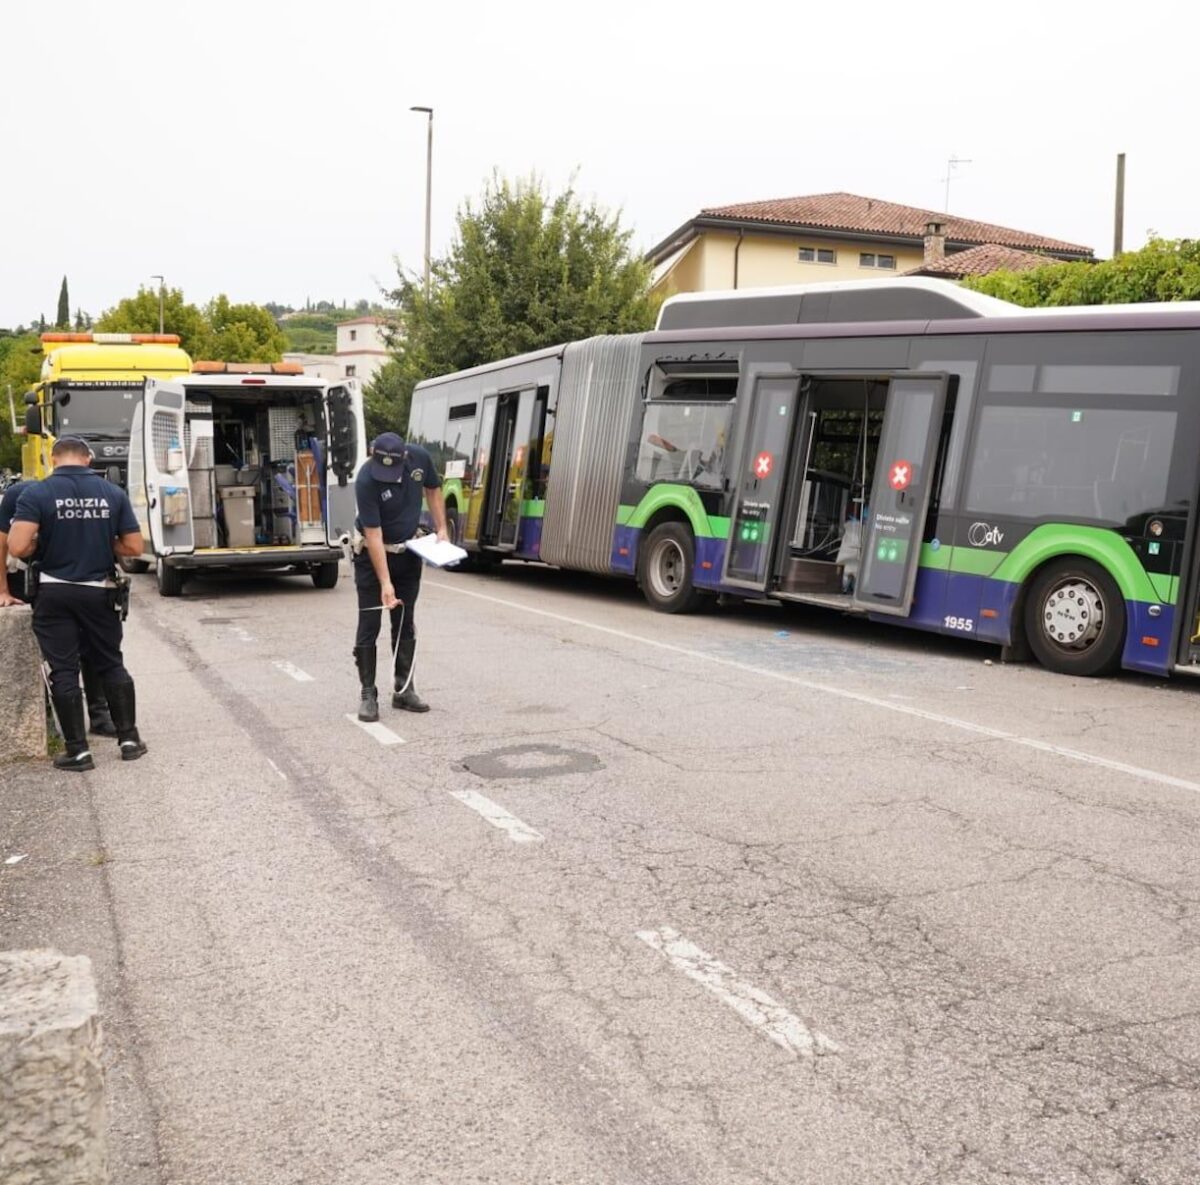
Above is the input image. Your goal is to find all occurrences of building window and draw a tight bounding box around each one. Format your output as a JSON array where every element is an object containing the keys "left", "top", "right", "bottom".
[
  {"left": 349, "top": 329, "right": 357, "bottom": 342},
  {"left": 860, "top": 252, "right": 897, "bottom": 269},
  {"left": 798, "top": 246, "right": 837, "bottom": 264},
  {"left": 345, "top": 365, "right": 356, "bottom": 377}
]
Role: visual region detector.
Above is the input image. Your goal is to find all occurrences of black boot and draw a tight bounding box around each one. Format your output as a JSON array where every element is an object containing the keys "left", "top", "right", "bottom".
[
  {"left": 392, "top": 638, "right": 429, "bottom": 712},
  {"left": 103, "top": 679, "right": 148, "bottom": 761},
  {"left": 354, "top": 645, "right": 379, "bottom": 722},
  {"left": 81, "top": 662, "right": 116, "bottom": 737},
  {"left": 51, "top": 691, "right": 95, "bottom": 772}
]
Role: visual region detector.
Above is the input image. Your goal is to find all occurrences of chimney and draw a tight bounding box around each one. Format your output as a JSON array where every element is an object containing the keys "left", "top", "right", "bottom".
[{"left": 924, "top": 220, "right": 946, "bottom": 265}]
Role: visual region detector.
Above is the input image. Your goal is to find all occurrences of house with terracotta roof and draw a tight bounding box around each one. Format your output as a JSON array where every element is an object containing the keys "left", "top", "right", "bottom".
[{"left": 647, "top": 192, "right": 1093, "bottom": 296}]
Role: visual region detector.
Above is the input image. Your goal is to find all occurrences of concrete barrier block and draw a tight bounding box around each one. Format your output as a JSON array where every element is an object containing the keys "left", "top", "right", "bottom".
[
  {"left": 0, "top": 605, "right": 46, "bottom": 761},
  {"left": 0, "top": 950, "right": 107, "bottom": 1185}
]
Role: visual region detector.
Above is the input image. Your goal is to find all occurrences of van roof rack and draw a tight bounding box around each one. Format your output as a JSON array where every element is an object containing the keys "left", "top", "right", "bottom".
[{"left": 192, "top": 361, "right": 306, "bottom": 375}]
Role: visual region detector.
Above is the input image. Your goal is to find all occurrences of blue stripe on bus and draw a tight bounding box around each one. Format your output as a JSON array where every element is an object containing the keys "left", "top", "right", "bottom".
[{"left": 608, "top": 525, "right": 1175, "bottom": 676}]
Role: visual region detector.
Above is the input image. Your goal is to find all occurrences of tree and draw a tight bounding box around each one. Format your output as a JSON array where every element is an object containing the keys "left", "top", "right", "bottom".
[
  {"left": 95, "top": 288, "right": 286, "bottom": 362},
  {"left": 966, "top": 238, "right": 1200, "bottom": 306},
  {"left": 369, "top": 173, "right": 660, "bottom": 437},
  {"left": 0, "top": 334, "right": 43, "bottom": 470},
  {"left": 204, "top": 295, "right": 288, "bottom": 362},
  {"left": 96, "top": 287, "right": 212, "bottom": 355},
  {"left": 56, "top": 276, "right": 70, "bottom": 330}
]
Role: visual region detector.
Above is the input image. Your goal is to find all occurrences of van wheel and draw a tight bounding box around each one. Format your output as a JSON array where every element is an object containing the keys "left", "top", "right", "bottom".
[
  {"left": 156, "top": 557, "right": 185, "bottom": 598},
  {"left": 1023, "top": 558, "right": 1125, "bottom": 676},
  {"left": 120, "top": 556, "right": 151, "bottom": 575},
  {"left": 312, "top": 562, "right": 339, "bottom": 589},
  {"left": 639, "top": 522, "right": 703, "bottom": 613}
]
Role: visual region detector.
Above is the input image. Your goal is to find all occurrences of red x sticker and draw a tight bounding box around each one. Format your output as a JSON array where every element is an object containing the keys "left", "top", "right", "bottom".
[{"left": 889, "top": 460, "right": 913, "bottom": 490}]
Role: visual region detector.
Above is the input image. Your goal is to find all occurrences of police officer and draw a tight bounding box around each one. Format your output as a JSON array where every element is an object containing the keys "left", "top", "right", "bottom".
[
  {"left": 7, "top": 437, "right": 148, "bottom": 771},
  {"left": 1, "top": 474, "right": 118, "bottom": 737},
  {"left": 353, "top": 431, "right": 449, "bottom": 721}
]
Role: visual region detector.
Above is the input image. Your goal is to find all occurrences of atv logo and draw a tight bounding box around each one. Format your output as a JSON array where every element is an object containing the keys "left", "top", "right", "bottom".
[{"left": 967, "top": 521, "right": 1005, "bottom": 548}]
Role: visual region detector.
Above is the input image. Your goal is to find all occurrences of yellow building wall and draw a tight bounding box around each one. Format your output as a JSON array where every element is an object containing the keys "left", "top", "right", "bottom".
[{"left": 654, "top": 231, "right": 927, "bottom": 297}]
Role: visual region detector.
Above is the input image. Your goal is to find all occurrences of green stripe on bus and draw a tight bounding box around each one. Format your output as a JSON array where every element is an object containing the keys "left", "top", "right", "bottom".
[
  {"left": 619, "top": 486, "right": 719, "bottom": 538},
  {"left": 987, "top": 524, "right": 1171, "bottom": 604},
  {"left": 921, "top": 527, "right": 1177, "bottom": 604}
]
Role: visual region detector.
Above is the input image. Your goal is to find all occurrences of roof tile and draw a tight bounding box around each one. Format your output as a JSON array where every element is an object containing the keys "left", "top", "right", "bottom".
[{"left": 700, "top": 192, "right": 1091, "bottom": 256}]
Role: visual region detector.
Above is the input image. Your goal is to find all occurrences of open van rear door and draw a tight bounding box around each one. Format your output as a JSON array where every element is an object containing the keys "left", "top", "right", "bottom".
[
  {"left": 129, "top": 380, "right": 194, "bottom": 557},
  {"left": 853, "top": 373, "right": 949, "bottom": 616}
]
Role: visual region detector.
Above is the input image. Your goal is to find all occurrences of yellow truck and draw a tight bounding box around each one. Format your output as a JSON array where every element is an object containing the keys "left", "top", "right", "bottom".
[{"left": 21, "top": 332, "right": 192, "bottom": 484}]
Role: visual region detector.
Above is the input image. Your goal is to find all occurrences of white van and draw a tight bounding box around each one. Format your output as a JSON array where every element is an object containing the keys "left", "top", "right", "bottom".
[{"left": 126, "top": 364, "right": 366, "bottom": 596}]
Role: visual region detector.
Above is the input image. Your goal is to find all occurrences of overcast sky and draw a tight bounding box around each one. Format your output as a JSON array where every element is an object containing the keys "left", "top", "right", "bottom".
[{"left": 2, "top": 0, "right": 1196, "bottom": 327}]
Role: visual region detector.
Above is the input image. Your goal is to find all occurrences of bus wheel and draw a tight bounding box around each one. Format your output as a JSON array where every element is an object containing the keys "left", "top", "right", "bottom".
[
  {"left": 120, "top": 556, "right": 151, "bottom": 575},
  {"left": 156, "top": 557, "right": 185, "bottom": 598},
  {"left": 1024, "top": 558, "right": 1125, "bottom": 677},
  {"left": 639, "top": 522, "right": 703, "bottom": 614},
  {"left": 311, "top": 562, "right": 339, "bottom": 589}
]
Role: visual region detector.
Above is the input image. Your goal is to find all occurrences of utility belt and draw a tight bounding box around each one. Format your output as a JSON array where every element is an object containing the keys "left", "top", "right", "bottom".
[
  {"left": 351, "top": 532, "right": 410, "bottom": 557},
  {"left": 23, "top": 562, "right": 131, "bottom": 620}
]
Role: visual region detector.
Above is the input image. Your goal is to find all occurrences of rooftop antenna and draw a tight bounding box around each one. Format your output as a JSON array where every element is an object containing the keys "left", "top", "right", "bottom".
[{"left": 941, "top": 153, "right": 973, "bottom": 212}]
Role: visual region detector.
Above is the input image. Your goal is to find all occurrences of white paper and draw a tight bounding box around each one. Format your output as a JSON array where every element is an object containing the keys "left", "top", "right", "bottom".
[{"left": 406, "top": 534, "right": 468, "bottom": 568}]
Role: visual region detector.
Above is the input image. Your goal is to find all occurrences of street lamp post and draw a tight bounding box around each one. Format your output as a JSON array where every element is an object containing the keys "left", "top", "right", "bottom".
[
  {"left": 150, "top": 275, "right": 165, "bottom": 334},
  {"left": 410, "top": 106, "right": 433, "bottom": 300}
]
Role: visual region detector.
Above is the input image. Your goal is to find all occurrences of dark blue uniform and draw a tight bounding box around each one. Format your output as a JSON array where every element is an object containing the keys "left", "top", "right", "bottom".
[
  {"left": 0, "top": 480, "right": 31, "bottom": 600},
  {"left": 2, "top": 477, "right": 115, "bottom": 734},
  {"left": 352, "top": 443, "right": 441, "bottom": 650},
  {"left": 351, "top": 437, "right": 442, "bottom": 717},
  {"left": 13, "top": 466, "right": 139, "bottom": 698}
]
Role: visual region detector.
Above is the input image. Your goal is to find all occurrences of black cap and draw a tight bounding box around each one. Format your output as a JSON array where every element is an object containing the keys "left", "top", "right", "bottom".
[
  {"left": 369, "top": 432, "right": 407, "bottom": 483},
  {"left": 52, "top": 435, "right": 94, "bottom": 459}
]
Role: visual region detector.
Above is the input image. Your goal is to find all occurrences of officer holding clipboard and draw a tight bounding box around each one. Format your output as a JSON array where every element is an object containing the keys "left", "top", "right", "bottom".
[{"left": 352, "top": 432, "right": 449, "bottom": 721}]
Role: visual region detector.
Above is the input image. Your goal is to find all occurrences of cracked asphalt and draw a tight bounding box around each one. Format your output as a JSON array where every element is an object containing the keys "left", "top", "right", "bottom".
[{"left": 3, "top": 559, "right": 1200, "bottom": 1184}]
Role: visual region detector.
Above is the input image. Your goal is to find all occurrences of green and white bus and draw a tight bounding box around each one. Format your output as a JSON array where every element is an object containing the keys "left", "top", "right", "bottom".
[{"left": 408, "top": 278, "right": 1200, "bottom": 678}]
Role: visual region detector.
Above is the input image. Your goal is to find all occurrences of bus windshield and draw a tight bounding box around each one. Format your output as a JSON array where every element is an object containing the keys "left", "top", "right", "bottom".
[{"left": 53, "top": 384, "right": 142, "bottom": 440}]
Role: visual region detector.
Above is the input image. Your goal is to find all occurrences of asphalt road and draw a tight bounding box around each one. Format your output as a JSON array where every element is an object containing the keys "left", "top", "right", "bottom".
[{"left": 3, "top": 559, "right": 1200, "bottom": 1184}]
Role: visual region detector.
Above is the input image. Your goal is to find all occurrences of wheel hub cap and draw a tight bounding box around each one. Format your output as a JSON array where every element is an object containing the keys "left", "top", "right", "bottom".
[
  {"left": 651, "top": 540, "right": 684, "bottom": 598},
  {"left": 1042, "top": 579, "right": 1104, "bottom": 650}
]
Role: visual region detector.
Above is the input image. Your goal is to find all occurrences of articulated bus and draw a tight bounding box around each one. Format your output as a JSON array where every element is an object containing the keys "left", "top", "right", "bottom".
[{"left": 408, "top": 278, "right": 1200, "bottom": 679}]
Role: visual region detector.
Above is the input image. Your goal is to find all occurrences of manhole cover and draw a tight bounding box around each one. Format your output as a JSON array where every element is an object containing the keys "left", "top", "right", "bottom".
[{"left": 462, "top": 743, "right": 603, "bottom": 781}]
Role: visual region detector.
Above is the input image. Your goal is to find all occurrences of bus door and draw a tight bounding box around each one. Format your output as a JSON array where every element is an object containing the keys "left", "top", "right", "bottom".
[
  {"left": 130, "top": 380, "right": 195, "bottom": 557},
  {"left": 852, "top": 374, "right": 950, "bottom": 617},
  {"left": 721, "top": 374, "right": 803, "bottom": 591},
  {"left": 477, "top": 387, "right": 536, "bottom": 549}
]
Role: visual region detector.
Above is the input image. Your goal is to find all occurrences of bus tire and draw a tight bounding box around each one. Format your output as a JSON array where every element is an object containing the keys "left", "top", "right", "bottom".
[
  {"left": 120, "top": 556, "right": 151, "bottom": 575},
  {"left": 1023, "top": 557, "right": 1125, "bottom": 677},
  {"left": 639, "top": 522, "right": 703, "bottom": 614},
  {"left": 156, "top": 556, "right": 185, "bottom": 598},
  {"left": 311, "top": 562, "right": 339, "bottom": 589}
]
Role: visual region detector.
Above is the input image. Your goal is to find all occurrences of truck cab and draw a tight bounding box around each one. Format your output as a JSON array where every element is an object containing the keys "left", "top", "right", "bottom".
[
  {"left": 21, "top": 333, "right": 192, "bottom": 484},
  {"left": 127, "top": 363, "right": 365, "bottom": 596}
]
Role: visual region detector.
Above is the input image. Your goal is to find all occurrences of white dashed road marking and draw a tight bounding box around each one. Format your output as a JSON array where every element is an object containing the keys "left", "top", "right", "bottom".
[
  {"left": 273, "top": 661, "right": 314, "bottom": 683},
  {"left": 230, "top": 626, "right": 254, "bottom": 643},
  {"left": 345, "top": 714, "right": 406, "bottom": 746},
  {"left": 266, "top": 758, "right": 288, "bottom": 781},
  {"left": 429, "top": 580, "right": 1200, "bottom": 797},
  {"left": 637, "top": 927, "right": 838, "bottom": 1057},
  {"left": 449, "top": 790, "right": 544, "bottom": 843}
]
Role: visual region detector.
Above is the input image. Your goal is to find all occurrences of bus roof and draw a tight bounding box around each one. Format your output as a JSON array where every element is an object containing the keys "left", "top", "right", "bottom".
[
  {"left": 654, "top": 277, "right": 1020, "bottom": 330},
  {"left": 647, "top": 300, "right": 1200, "bottom": 345},
  {"left": 412, "top": 343, "right": 566, "bottom": 391}
]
